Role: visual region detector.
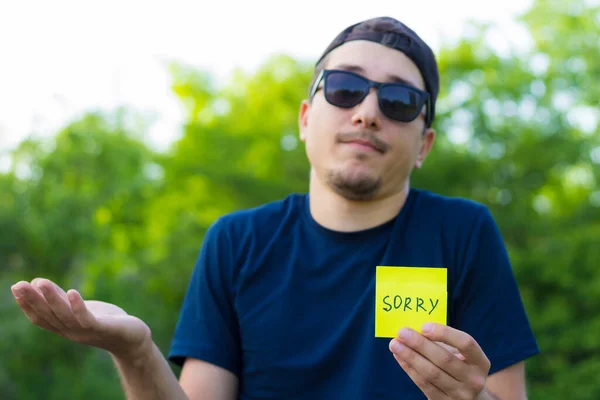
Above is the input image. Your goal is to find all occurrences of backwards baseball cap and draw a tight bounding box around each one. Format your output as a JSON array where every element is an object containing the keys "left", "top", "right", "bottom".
[{"left": 315, "top": 16, "right": 440, "bottom": 127}]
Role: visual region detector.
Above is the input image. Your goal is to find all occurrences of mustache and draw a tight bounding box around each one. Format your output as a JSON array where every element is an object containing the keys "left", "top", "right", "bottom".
[{"left": 336, "top": 131, "right": 390, "bottom": 153}]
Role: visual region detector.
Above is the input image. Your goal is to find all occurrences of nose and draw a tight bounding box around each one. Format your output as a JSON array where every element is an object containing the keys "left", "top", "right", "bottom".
[{"left": 351, "top": 89, "right": 382, "bottom": 130}]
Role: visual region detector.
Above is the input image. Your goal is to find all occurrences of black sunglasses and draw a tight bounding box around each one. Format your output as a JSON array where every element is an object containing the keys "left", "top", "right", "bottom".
[{"left": 310, "top": 69, "right": 431, "bottom": 125}]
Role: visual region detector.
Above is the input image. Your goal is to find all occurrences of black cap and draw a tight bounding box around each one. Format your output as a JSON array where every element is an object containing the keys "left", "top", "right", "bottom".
[{"left": 315, "top": 16, "right": 440, "bottom": 127}]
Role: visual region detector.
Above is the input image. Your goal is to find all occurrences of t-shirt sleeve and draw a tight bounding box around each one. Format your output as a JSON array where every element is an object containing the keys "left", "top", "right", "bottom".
[
  {"left": 452, "top": 206, "right": 540, "bottom": 375},
  {"left": 168, "top": 218, "right": 242, "bottom": 376}
]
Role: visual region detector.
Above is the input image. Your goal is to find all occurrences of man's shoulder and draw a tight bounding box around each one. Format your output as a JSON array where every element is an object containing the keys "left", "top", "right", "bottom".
[
  {"left": 410, "top": 188, "right": 494, "bottom": 235},
  {"left": 211, "top": 193, "right": 306, "bottom": 237},
  {"left": 412, "top": 188, "right": 489, "bottom": 217}
]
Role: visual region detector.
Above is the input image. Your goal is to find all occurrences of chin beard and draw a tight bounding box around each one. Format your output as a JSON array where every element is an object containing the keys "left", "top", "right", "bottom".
[{"left": 326, "top": 169, "right": 382, "bottom": 201}]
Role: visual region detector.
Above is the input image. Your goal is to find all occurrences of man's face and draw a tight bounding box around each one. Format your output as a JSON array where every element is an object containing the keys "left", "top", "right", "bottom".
[{"left": 299, "top": 40, "right": 435, "bottom": 201}]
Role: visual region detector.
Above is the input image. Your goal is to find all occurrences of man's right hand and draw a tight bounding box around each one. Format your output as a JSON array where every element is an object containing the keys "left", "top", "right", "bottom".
[{"left": 11, "top": 278, "right": 152, "bottom": 361}]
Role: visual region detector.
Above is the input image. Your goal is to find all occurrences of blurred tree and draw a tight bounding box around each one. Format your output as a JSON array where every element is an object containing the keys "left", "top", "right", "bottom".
[{"left": 0, "top": 110, "right": 162, "bottom": 399}]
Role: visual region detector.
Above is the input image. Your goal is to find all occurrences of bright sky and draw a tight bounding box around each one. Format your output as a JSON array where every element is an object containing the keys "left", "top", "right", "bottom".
[{"left": 0, "top": 0, "right": 533, "bottom": 164}]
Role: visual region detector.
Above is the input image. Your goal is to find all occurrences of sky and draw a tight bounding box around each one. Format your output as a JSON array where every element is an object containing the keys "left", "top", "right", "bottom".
[{"left": 0, "top": 0, "right": 534, "bottom": 164}]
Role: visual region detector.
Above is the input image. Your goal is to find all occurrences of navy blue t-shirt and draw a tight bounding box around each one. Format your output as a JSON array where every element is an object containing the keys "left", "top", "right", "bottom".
[{"left": 168, "top": 189, "right": 539, "bottom": 399}]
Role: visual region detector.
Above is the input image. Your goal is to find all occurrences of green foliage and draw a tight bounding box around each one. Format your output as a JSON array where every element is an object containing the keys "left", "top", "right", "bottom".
[{"left": 1, "top": 0, "right": 598, "bottom": 398}]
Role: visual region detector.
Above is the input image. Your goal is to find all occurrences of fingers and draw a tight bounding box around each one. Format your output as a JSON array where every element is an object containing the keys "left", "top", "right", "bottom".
[
  {"left": 435, "top": 342, "right": 466, "bottom": 361},
  {"left": 12, "top": 281, "right": 66, "bottom": 332},
  {"left": 12, "top": 279, "right": 91, "bottom": 334},
  {"left": 391, "top": 325, "right": 490, "bottom": 399},
  {"left": 393, "top": 354, "right": 452, "bottom": 400},
  {"left": 396, "top": 327, "right": 465, "bottom": 380},
  {"left": 32, "top": 277, "right": 68, "bottom": 298},
  {"left": 37, "top": 280, "right": 78, "bottom": 329},
  {"left": 390, "top": 337, "right": 460, "bottom": 396},
  {"left": 12, "top": 287, "right": 59, "bottom": 333},
  {"left": 421, "top": 323, "right": 490, "bottom": 371}
]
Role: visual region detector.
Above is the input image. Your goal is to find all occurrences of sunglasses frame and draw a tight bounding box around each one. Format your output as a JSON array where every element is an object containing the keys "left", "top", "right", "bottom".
[{"left": 310, "top": 69, "right": 431, "bottom": 125}]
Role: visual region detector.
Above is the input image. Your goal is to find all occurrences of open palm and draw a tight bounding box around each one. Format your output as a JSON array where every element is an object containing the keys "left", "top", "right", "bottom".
[{"left": 11, "top": 278, "right": 151, "bottom": 359}]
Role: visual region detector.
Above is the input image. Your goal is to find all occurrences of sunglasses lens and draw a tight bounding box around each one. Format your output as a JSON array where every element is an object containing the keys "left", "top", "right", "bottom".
[
  {"left": 325, "top": 72, "right": 368, "bottom": 108},
  {"left": 379, "top": 86, "right": 423, "bottom": 122}
]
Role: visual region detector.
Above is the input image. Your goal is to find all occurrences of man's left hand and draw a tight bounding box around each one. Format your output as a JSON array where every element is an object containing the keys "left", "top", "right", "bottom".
[{"left": 389, "top": 322, "right": 491, "bottom": 400}]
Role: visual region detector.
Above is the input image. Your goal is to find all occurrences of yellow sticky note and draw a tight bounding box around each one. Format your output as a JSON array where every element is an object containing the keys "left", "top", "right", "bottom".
[{"left": 375, "top": 266, "right": 447, "bottom": 338}]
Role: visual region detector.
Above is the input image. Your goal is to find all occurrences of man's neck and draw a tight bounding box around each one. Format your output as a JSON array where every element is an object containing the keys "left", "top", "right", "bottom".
[{"left": 308, "top": 170, "right": 410, "bottom": 233}]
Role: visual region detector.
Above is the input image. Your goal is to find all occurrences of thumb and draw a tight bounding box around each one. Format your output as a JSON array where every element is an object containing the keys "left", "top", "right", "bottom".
[
  {"left": 67, "top": 289, "right": 97, "bottom": 329},
  {"left": 435, "top": 341, "right": 466, "bottom": 361}
]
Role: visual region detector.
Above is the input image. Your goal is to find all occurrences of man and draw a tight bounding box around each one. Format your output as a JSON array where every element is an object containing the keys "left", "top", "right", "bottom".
[{"left": 10, "top": 16, "right": 539, "bottom": 399}]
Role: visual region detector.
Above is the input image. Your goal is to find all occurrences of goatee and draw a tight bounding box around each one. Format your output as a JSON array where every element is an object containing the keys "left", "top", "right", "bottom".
[{"left": 327, "top": 169, "right": 382, "bottom": 201}]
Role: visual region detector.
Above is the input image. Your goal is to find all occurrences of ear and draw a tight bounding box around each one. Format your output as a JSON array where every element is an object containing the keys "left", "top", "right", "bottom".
[
  {"left": 298, "top": 100, "right": 311, "bottom": 142},
  {"left": 414, "top": 128, "right": 435, "bottom": 169}
]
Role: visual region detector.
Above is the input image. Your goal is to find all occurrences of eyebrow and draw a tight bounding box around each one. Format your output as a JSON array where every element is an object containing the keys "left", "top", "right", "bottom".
[{"left": 332, "top": 63, "right": 421, "bottom": 89}]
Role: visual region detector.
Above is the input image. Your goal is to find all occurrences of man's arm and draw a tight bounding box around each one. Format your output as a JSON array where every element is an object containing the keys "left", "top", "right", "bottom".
[
  {"left": 112, "top": 340, "right": 189, "bottom": 400},
  {"left": 179, "top": 358, "right": 239, "bottom": 400},
  {"left": 483, "top": 361, "right": 527, "bottom": 400},
  {"left": 113, "top": 342, "right": 239, "bottom": 400},
  {"left": 10, "top": 279, "right": 237, "bottom": 400}
]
